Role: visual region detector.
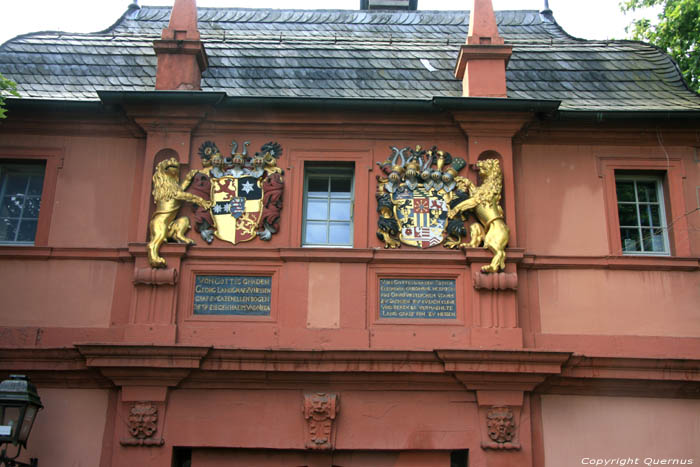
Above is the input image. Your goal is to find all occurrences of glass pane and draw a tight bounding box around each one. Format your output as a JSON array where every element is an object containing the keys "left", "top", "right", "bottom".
[
  {"left": 307, "top": 177, "right": 328, "bottom": 196},
  {"left": 27, "top": 175, "right": 44, "bottom": 196},
  {"left": 3, "top": 174, "right": 29, "bottom": 196},
  {"left": 330, "top": 200, "right": 351, "bottom": 221},
  {"left": 306, "top": 199, "right": 328, "bottom": 220},
  {"left": 1, "top": 196, "right": 21, "bottom": 217},
  {"left": 639, "top": 205, "right": 651, "bottom": 227},
  {"left": 642, "top": 228, "right": 653, "bottom": 251},
  {"left": 330, "top": 177, "right": 352, "bottom": 195},
  {"left": 1, "top": 406, "right": 20, "bottom": 438},
  {"left": 17, "top": 220, "right": 38, "bottom": 242},
  {"left": 23, "top": 197, "right": 41, "bottom": 219},
  {"left": 304, "top": 221, "right": 327, "bottom": 244},
  {"left": 636, "top": 181, "right": 658, "bottom": 202},
  {"left": 650, "top": 229, "right": 666, "bottom": 252},
  {"left": 616, "top": 181, "right": 635, "bottom": 202},
  {"left": 649, "top": 204, "right": 662, "bottom": 226},
  {"left": 0, "top": 218, "right": 19, "bottom": 242},
  {"left": 620, "top": 228, "right": 641, "bottom": 252},
  {"left": 18, "top": 406, "right": 37, "bottom": 443},
  {"left": 617, "top": 204, "right": 638, "bottom": 227},
  {"left": 329, "top": 222, "right": 352, "bottom": 245}
]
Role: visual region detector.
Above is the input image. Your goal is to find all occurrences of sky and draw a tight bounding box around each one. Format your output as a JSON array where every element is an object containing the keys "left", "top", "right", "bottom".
[{"left": 1, "top": 0, "right": 662, "bottom": 46}]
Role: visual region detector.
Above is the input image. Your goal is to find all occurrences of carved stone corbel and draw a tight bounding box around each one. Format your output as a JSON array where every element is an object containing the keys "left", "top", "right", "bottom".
[
  {"left": 133, "top": 266, "right": 178, "bottom": 286},
  {"left": 120, "top": 402, "right": 165, "bottom": 447},
  {"left": 472, "top": 271, "right": 518, "bottom": 290},
  {"left": 482, "top": 405, "right": 521, "bottom": 450},
  {"left": 302, "top": 392, "right": 339, "bottom": 450}
]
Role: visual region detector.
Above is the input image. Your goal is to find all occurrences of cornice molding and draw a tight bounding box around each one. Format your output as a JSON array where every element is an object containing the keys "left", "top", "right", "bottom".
[{"left": 3, "top": 346, "right": 698, "bottom": 397}]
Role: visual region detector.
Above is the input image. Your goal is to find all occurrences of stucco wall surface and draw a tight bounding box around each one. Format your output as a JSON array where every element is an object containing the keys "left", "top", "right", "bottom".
[
  {"left": 0, "top": 133, "right": 141, "bottom": 248},
  {"left": 18, "top": 388, "right": 110, "bottom": 467},
  {"left": 519, "top": 144, "right": 609, "bottom": 256},
  {"left": 538, "top": 269, "right": 700, "bottom": 337},
  {"left": 48, "top": 136, "right": 140, "bottom": 247},
  {"left": 165, "top": 389, "right": 478, "bottom": 450},
  {"left": 541, "top": 395, "right": 700, "bottom": 467},
  {"left": 0, "top": 259, "right": 116, "bottom": 327},
  {"left": 518, "top": 144, "right": 698, "bottom": 257}
]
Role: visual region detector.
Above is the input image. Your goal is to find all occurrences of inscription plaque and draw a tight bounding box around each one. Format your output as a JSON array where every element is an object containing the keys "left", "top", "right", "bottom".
[
  {"left": 194, "top": 275, "right": 271, "bottom": 316},
  {"left": 379, "top": 278, "right": 457, "bottom": 319}
]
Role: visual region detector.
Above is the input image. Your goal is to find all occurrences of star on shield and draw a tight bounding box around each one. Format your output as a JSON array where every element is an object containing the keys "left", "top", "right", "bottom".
[{"left": 241, "top": 180, "right": 255, "bottom": 194}]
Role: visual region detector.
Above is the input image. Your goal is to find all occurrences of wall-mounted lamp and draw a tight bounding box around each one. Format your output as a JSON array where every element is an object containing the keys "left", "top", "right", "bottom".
[{"left": 0, "top": 375, "right": 43, "bottom": 467}]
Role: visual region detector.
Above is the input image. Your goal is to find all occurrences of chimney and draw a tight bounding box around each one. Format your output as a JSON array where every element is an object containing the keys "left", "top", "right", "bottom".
[
  {"left": 153, "top": 0, "right": 208, "bottom": 90},
  {"left": 454, "top": 0, "right": 512, "bottom": 97},
  {"left": 360, "top": 0, "right": 418, "bottom": 10}
]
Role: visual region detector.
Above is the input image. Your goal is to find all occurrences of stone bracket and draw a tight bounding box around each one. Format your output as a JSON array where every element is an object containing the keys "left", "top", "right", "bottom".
[
  {"left": 133, "top": 266, "right": 178, "bottom": 286},
  {"left": 303, "top": 392, "right": 339, "bottom": 450},
  {"left": 476, "top": 391, "right": 523, "bottom": 451},
  {"left": 119, "top": 400, "right": 166, "bottom": 448},
  {"left": 473, "top": 271, "right": 518, "bottom": 290}
]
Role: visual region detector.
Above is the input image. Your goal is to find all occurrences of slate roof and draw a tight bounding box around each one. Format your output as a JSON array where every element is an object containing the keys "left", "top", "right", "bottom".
[{"left": 1, "top": 5, "right": 699, "bottom": 111}]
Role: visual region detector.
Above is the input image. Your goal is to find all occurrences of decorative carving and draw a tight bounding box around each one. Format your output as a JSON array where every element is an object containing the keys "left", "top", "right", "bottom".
[
  {"left": 147, "top": 157, "right": 213, "bottom": 268},
  {"left": 133, "top": 267, "right": 178, "bottom": 286},
  {"left": 302, "top": 392, "right": 339, "bottom": 450},
  {"left": 482, "top": 406, "right": 520, "bottom": 450},
  {"left": 472, "top": 271, "right": 517, "bottom": 290},
  {"left": 186, "top": 141, "right": 218, "bottom": 244},
  {"left": 375, "top": 145, "right": 468, "bottom": 249},
  {"left": 447, "top": 159, "right": 510, "bottom": 273},
  {"left": 120, "top": 402, "right": 165, "bottom": 446},
  {"left": 191, "top": 140, "right": 284, "bottom": 245}
]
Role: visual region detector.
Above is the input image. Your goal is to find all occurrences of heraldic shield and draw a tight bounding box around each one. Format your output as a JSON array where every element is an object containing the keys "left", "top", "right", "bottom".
[
  {"left": 393, "top": 185, "right": 448, "bottom": 248},
  {"left": 210, "top": 175, "right": 263, "bottom": 244}
]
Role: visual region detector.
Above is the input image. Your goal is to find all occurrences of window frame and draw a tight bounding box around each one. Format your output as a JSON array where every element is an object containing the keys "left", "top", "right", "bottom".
[
  {"left": 0, "top": 161, "right": 46, "bottom": 245},
  {"left": 600, "top": 157, "right": 690, "bottom": 257},
  {"left": 0, "top": 148, "right": 61, "bottom": 247},
  {"left": 615, "top": 173, "right": 670, "bottom": 256},
  {"left": 301, "top": 164, "right": 355, "bottom": 248}
]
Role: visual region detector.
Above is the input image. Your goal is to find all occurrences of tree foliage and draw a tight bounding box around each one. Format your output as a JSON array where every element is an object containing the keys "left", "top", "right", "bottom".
[
  {"left": 621, "top": 0, "right": 700, "bottom": 93},
  {"left": 0, "top": 72, "right": 19, "bottom": 119}
]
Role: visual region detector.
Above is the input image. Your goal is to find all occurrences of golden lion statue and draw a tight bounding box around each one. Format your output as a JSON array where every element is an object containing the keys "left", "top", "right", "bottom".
[
  {"left": 147, "top": 157, "right": 212, "bottom": 268},
  {"left": 447, "top": 159, "right": 510, "bottom": 273}
]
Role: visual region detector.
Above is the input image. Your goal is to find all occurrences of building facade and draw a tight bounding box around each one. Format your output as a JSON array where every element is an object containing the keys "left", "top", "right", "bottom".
[{"left": 0, "top": 0, "right": 699, "bottom": 466}]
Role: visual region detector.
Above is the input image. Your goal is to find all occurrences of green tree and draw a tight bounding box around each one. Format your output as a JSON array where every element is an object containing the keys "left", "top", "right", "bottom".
[
  {"left": 620, "top": 0, "right": 700, "bottom": 93},
  {"left": 0, "top": 72, "right": 19, "bottom": 119}
]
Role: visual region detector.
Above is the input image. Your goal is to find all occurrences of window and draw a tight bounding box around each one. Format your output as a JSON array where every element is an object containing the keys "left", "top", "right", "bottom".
[
  {"left": 302, "top": 164, "right": 354, "bottom": 247},
  {"left": 0, "top": 161, "right": 45, "bottom": 244},
  {"left": 616, "top": 174, "right": 670, "bottom": 255},
  {"left": 600, "top": 157, "right": 690, "bottom": 257}
]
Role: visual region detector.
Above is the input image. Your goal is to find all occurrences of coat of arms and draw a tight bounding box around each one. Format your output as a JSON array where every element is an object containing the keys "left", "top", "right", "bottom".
[
  {"left": 375, "top": 145, "right": 511, "bottom": 273},
  {"left": 188, "top": 140, "right": 284, "bottom": 245},
  {"left": 376, "top": 146, "right": 466, "bottom": 249}
]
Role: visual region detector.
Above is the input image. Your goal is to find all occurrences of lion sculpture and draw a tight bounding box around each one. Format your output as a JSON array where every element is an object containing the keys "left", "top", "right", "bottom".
[
  {"left": 147, "top": 157, "right": 212, "bottom": 268},
  {"left": 447, "top": 159, "right": 510, "bottom": 273}
]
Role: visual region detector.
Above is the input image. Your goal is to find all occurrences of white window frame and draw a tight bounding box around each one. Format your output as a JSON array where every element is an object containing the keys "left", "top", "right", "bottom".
[
  {"left": 302, "top": 165, "right": 355, "bottom": 248},
  {"left": 615, "top": 173, "right": 670, "bottom": 256},
  {"left": 0, "top": 161, "right": 45, "bottom": 245}
]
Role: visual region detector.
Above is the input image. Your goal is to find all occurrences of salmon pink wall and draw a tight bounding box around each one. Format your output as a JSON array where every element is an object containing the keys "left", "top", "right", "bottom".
[
  {"left": 18, "top": 388, "right": 110, "bottom": 467},
  {"left": 0, "top": 260, "right": 117, "bottom": 327},
  {"left": 537, "top": 269, "right": 700, "bottom": 337},
  {"left": 518, "top": 144, "right": 699, "bottom": 257},
  {"left": 518, "top": 144, "right": 608, "bottom": 256},
  {"left": 541, "top": 395, "right": 700, "bottom": 466},
  {"left": 48, "top": 136, "right": 141, "bottom": 247},
  {"left": 165, "top": 389, "right": 478, "bottom": 450},
  {"left": 0, "top": 133, "right": 142, "bottom": 248}
]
